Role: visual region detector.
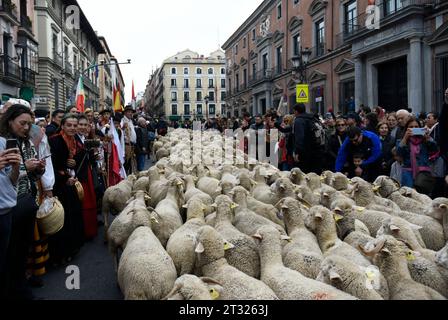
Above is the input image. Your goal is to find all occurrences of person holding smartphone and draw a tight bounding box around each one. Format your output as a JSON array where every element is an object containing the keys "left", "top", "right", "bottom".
[
  {"left": 0, "top": 104, "right": 45, "bottom": 300},
  {"left": 397, "top": 117, "right": 439, "bottom": 194}
]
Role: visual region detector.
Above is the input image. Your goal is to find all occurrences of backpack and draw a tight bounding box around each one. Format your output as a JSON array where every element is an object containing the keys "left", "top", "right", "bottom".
[{"left": 310, "top": 117, "right": 326, "bottom": 148}]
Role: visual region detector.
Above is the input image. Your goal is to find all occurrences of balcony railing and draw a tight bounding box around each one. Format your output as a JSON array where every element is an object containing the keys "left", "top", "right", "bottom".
[
  {"left": 53, "top": 51, "right": 63, "bottom": 67},
  {"left": 310, "top": 43, "right": 326, "bottom": 60},
  {"left": 249, "top": 68, "right": 273, "bottom": 85},
  {"left": 342, "top": 0, "right": 434, "bottom": 39},
  {"left": 65, "top": 60, "right": 73, "bottom": 75},
  {"left": 1, "top": 55, "right": 21, "bottom": 81},
  {"left": 22, "top": 67, "right": 35, "bottom": 84}
]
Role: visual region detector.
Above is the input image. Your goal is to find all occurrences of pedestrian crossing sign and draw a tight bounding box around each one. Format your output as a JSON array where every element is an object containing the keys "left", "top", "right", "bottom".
[{"left": 296, "top": 84, "right": 309, "bottom": 103}]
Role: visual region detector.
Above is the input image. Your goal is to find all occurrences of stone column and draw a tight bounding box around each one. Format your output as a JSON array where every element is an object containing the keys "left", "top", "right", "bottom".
[
  {"left": 409, "top": 37, "right": 423, "bottom": 113},
  {"left": 354, "top": 56, "right": 365, "bottom": 110}
]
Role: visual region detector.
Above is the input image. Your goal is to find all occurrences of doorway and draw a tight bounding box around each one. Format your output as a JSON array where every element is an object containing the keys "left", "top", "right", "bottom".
[{"left": 377, "top": 57, "right": 408, "bottom": 112}]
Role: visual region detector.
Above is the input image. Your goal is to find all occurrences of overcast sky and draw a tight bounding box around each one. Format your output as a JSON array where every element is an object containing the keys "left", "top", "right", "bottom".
[{"left": 77, "top": 0, "right": 262, "bottom": 104}]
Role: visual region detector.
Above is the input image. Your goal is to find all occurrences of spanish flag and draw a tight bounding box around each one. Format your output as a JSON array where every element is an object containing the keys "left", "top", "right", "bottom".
[{"left": 75, "top": 76, "right": 85, "bottom": 113}]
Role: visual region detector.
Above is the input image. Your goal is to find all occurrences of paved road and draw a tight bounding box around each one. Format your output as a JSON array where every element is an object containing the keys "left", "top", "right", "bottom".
[{"left": 32, "top": 158, "right": 154, "bottom": 300}]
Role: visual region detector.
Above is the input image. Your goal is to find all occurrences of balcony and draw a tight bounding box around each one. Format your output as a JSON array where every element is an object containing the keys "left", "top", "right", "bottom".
[
  {"left": 65, "top": 60, "right": 73, "bottom": 75},
  {"left": 309, "top": 43, "right": 326, "bottom": 60},
  {"left": 20, "top": 15, "right": 32, "bottom": 31},
  {"left": 0, "top": 55, "right": 21, "bottom": 84},
  {"left": 249, "top": 68, "right": 272, "bottom": 85},
  {"left": 22, "top": 67, "right": 35, "bottom": 85},
  {"left": 342, "top": 0, "right": 434, "bottom": 40},
  {"left": 0, "top": 0, "right": 19, "bottom": 25},
  {"left": 53, "top": 51, "right": 63, "bottom": 67}
]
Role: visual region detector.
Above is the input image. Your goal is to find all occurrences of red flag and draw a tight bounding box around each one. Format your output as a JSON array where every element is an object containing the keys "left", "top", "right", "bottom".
[
  {"left": 108, "top": 142, "right": 123, "bottom": 187},
  {"left": 75, "top": 77, "right": 85, "bottom": 113}
]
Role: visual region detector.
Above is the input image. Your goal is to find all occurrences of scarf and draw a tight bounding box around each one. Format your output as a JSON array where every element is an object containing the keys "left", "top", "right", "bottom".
[
  {"left": 409, "top": 136, "right": 423, "bottom": 179},
  {"left": 61, "top": 131, "right": 77, "bottom": 159}
]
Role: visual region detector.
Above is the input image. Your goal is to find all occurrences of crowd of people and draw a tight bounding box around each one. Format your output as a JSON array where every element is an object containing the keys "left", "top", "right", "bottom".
[
  {"left": 0, "top": 101, "right": 167, "bottom": 300},
  {"left": 0, "top": 88, "right": 447, "bottom": 300}
]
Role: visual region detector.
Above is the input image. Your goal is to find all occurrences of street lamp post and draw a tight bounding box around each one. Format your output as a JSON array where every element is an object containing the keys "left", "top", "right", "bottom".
[{"left": 291, "top": 48, "right": 312, "bottom": 84}]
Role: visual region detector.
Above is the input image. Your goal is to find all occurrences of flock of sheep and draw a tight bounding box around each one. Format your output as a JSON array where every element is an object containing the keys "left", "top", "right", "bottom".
[{"left": 101, "top": 129, "right": 448, "bottom": 301}]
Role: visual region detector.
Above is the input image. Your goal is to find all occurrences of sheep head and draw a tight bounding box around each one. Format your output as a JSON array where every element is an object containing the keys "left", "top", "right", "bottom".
[
  {"left": 195, "top": 226, "right": 235, "bottom": 266},
  {"left": 183, "top": 198, "right": 207, "bottom": 221},
  {"left": 426, "top": 198, "right": 448, "bottom": 222},
  {"left": 373, "top": 176, "right": 400, "bottom": 198},
  {"left": 252, "top": 225, "right": 291, "bottom": 245},
  {"left": 376, "top": 217, "right": 424, "bottom": 251},
  {"left": 275, "top": 197, "right": 304, "bottom": 231},
  {"left": 214, "top": 195, "right": 238, "bottom": 223},
  {"left": 305, "top": 206, "right": 334, "bottom": 233},
  {"left": 162, "top": 275, "right": 224, "bottom": 301}
]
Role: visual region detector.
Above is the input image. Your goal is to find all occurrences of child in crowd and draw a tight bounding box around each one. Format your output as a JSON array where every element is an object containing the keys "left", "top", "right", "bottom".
[
  {"left": 390, "top": 148, "right": 403, "bottom": 184},
  {"left": 353, "top": 153, "right": 369, "bottom": 180}
]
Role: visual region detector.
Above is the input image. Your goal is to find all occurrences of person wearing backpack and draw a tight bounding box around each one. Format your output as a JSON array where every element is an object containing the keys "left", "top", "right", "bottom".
[{"left": 293, "top": 104, "right": 325, "bottom": 174}]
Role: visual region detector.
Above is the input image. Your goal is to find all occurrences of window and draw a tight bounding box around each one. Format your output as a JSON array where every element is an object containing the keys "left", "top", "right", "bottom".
[
  {"left": 184, "top": 92, "right": 190, "bottom": 102},
  {"left": 196, "top": 68, "right": 202, "bottom": 74},
  {"left": 209, "top": 104, "right": 216, "bottom": 115},
  {"left": 221, "top": 92, "right": 226, "bottom": 101},
  {"left": 294, "top": 0, "right": 299, "bottom": 5},
  {"left": 209, "top": 92, "right": 215, "bottom": 101},
  {"left": 184, "top": 104, "right": 191, "bottom": 115},
  {"left": 276, "top": 47, "right": 282, "bottom": 74},
  {"left": 171, "top": 79, "right": 177, "bottom": 87},
  {"left": 184, "top": 79, "right": 189, "bottom": 88},
  {"left": 243, "top": 69, "right": 247, "bottom": 87},
  {"left": 196, "top": 92, "right": 202, "bottom": 101},
  {"left": 209, "top": 79, "right": 214, "bottom": 88},
  {"left": 262, "top": 53, "right": 268, "bottom": 72},
  {"left": 171, "top": 67, "right": 176, "bottom": 74},
  {"left": 252, "top": 29, "right": 256, "bottom": 41},
  {"left": 236, "top": 74, "right": 239, "bottom": 91},
  {"left": 243, "top": 37, "right": 247, "bottom": 48},
  {"left": 221, "top": 79, "right": 226, "bottom": 88},
  {"left": 221, "top": 104, "right": 226, "bottom": 115},
  {"left": 344, "top": 0, "right": 357, "bottom": 34},
  {"left": 385, "top": 0, "right": 404, "bottom": 16},
  {"left": 315, "top": 19, "right": 325, "bottom": 57},
  {"left": 221, "top": 68, "right": 226, "bottom": 75},
  {"left": 277, "top": 2, "right": 282, "bottom": 19},
  {"left": 184, "top": 67, "right": 189, "bottom": 75},
  {"left": 197, "top": 104, "right": 203, "bottom": 115},
  {"left": 208, "top": 68, "right": 214, "bottom": 75},
  {"left": 235, "top": 44, "right": 238, "bottom": 55},
  {"left": 172, "top": 104, "right": 178, "bottom": 115},
  {"left": 293, "top": 34, "right": 301, "bottom": 56},
  {"left": 229, "top": 79, "right": 232, "bottom": 92},
  {"left": 171, "top": 92, "right": 178, "bottom": 102},
  {"left": 196, "top": 79, "right": 202, "bottom": 88},
  {"left": 252, "top": 63, "right": 257, "bottom": 80}
]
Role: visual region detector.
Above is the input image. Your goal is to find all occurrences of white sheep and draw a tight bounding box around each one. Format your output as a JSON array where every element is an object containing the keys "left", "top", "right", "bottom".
[
  {"left": 214, "top": 195, "right": 260, "bottom": 279},
  {"left": 162, "top": 275, "right": 224, "bottom": 300},
  {"left": 251, "top": 166, "right": 276, "bottom": 205},
  {"left": 305, "top": 206, "right": 371, "bottom": 268},
  {"left": 166, "top": 197, "right": 207, "bottom": 275},
  {"left": 195, "top": 226, "right": 279, "bottom": 300},
  {"left": 118, "top": 226, "right": 177, "bottom": 300},
  {"left": 360, "top": 236, "right": 446, "bottom": 300},
  {"left": 254, "top": 225, "right": 357, "bottom": 300},
  {"left": 317, "top": 256, "right": 387, "bottom": 300},
  {"left": 246, "top": 196, "right": 285, "bottom": 228},
  {"left": 276, "top": 198, "right": 323, "bottom": 280},
  {"left": 197, "top": 176, "right": 222, "bottom": 200}
]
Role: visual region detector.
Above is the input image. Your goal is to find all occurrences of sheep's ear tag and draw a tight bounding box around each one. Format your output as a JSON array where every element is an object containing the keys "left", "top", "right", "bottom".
[
  {"left": 195, "top": 242, "right": 205, "bottom": 254},
  {"left": 209, "top": 288, "right": 220, "bottom": 300},
  {"left": 150, "top": 217, "right": 159, "bottom": 224},
  {"left": 356, "top": 207, "right": 365, "bottom": 213},
  {"left": 372, "top": 185, "right": 380, "bottom": 192},
  {"left": 333, "top": 213, "right": 344, "bottom": 223},
  {"left": 177, "top": 181, "right": 183, "bottom": 186},
  {"left": 224, "top": 242, "right": 234, "bottom": 251},
  {"left": 230, "top": 203, "right": 239, "bottom": 210},
  {"left": 320, "top": 176, "right": 326, "bottom": 181},
  {"left": 406, "top": 252, "right": 416, "bottom": 261},
  {"left": 365, "top": 269, "right": 376, "bottom": 280}
]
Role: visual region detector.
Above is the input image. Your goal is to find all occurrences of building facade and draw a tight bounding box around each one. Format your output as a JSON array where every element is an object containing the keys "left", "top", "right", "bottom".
[
  {"left": 223, "top": 0, "right": 448, "bottom": 117},
  {"left": 98, "top": 36, "right": 113, "bottom": 110},
  {"left": 34, "top": 0, "right": 105, "bottom": 113},
  {"left": 147, "top": 49, "right": 227, "bottom": 121},
  {"left": 0, "top": 0, "right": 38, "bottom": 105}
]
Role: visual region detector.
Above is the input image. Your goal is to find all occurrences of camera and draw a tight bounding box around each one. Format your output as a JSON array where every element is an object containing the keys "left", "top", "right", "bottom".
[
  {"left": 84, "top": 139, "right": 101, "bottom": 150},
  {"left": 411, "top": 128, "right": 426, "bottom": 136}
]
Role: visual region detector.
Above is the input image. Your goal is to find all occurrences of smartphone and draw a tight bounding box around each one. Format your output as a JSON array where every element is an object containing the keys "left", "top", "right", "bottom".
[
  {"left": 411, "top": 128, "right": 426, "bottom": 136},
  {"left": 5, "top": 139, "right": 18, "bottom": 151}
]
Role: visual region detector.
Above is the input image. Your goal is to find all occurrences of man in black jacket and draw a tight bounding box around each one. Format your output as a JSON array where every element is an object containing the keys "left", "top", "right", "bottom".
[
  {"left": 135, "top": 118, "right": 149, "bottom": 172},
  {"left": 45, "top": 109, "right": 65, "bottom": 138},
  {"left": 293, "top": 104, "right": 324, "bottom": 174}
]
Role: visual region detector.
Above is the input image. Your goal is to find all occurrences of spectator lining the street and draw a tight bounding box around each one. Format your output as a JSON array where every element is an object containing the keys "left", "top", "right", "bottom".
[
  {"left": 335, "top": 126, "right": 382, "bottom": 182},
  {"left": 397, "top": 117, "right": 439, "bottom": 194},
  {"left": 395, "top": 109, "right": 411, "bottom": 141},
  {"left": 45, "top": 109, "right": 64, "bottom": 138},
  {"left": 49, "top": 114, "right": 85, "bottom": 266},
  {"left": 390, "top": 148, "right": 403, "bottom": 184},
  {"left": 387, "top": 113, "right": 399, "bottom": 142},
  {"left": 377, "top": 122, "right": 395, "bottom": 176},
  {"left": 364, "top": 112, "right": 379, "bottom": 133},
  {"left": 135, "top": 117, "right": 149, "bottom": 172},
  {"left": 327, "top": 118, "right": 348, "bottom": 172}
]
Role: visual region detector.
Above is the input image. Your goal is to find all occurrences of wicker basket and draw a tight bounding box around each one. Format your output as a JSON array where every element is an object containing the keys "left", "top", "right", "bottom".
[
  {"left": 74, "top": 181, "right": 84, "bottom": 202},
  {"left": 37, "top": 197, "right": 65, "bottom": 236}
]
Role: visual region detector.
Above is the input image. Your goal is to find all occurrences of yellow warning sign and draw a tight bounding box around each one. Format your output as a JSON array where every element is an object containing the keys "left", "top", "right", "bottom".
[{"left": 296, "top": 84, "right": 309, "bottom": 103}]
